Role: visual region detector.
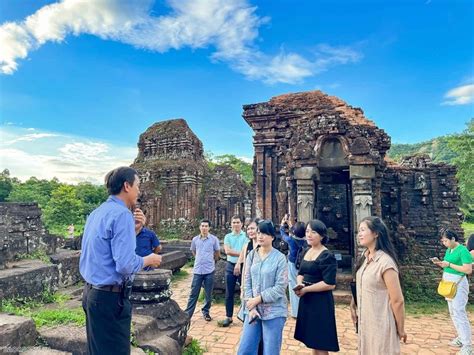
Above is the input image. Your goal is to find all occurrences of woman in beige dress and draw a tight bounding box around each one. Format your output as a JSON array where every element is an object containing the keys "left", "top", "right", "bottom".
[{"left": 350, "top": 216, "right": 407, "bottom": 355}]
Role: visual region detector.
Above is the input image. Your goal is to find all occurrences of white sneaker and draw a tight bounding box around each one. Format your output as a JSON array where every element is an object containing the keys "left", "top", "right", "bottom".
[
  {"left": 459, "top": 345, "right": 473, "bottom": 355},
  {"left": 450, "top": 338, "right": 463, "bottom": 348}
]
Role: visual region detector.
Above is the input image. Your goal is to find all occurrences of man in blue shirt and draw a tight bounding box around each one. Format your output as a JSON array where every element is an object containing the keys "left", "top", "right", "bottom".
[
  {"left": 80, "top": 167, "right": 162, "bottom": 355},
  {"left": 184, "top": 219, "right": 220, "bottom": 321},
  {"left": 218, "top": 215, "right": 248, "bottom": 327},
  {"left": 135, "top": 225, "right": 162, "bottom": 271}
]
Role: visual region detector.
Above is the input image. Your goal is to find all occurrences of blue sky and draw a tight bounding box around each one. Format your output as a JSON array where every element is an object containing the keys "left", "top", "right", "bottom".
[{"left": 0, "top": 0, "right": 473, "bottom": 183}]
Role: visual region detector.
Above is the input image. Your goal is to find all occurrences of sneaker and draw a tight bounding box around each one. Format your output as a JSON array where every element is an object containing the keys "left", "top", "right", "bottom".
[
  {"left": 450, "top": 338, "right": 463, "bottom": 348},
  {"left": 203, "top": 313, "right": 212, "bottom": 322},
  {"left": 217, "top": 318, "right": 233, "bottom": 327},
  {"left": 459, "top": 345, "right": 472, "bottom": 355}
]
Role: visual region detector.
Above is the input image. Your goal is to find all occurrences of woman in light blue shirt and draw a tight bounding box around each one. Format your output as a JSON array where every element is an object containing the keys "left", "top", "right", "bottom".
[{"left": 237, "top": 220, "right": 288, "bottom": 355}]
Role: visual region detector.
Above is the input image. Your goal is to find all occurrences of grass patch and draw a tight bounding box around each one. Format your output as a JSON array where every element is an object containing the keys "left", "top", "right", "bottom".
[
  {"left": 405, "top": 300, "right": 474, "bottom": 316},
  {"left": 0, "top": 292, "right": 83, "bottom": 328},
  {"left": 171, "top": 269, "right": 189, "bottom": 283},
  {"left": 15, "top": 249, "right": 51, "bottom": 264},
  {"left": 40, "top": 290, "right": 70, "bottom": 304},
  {"left": 462, "top": 221, "right": 474, "bottom": 237},
  {"left": 183, "top": 339, "right": 206, "bottom": 355},
  {"left": 32, "top": 308, "right": 85, "bottom": 327}
]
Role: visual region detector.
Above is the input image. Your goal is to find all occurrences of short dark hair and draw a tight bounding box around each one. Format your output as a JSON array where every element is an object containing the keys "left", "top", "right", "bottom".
[
  {"left": 105, "top": 167, "right": 138, "bottom": 195},
  {"left": 307, "top": 219, "right": 329, "bottom": 244},
  {"left": 467, "top": 234, "right": 474, "bottom": 252},
  {"left": 258, "top": 220, "right": 276, "bottom": 239},
  {"left": 231, "top": 215, "right": 242, "bottom": 222},
  {"left": 200, "top": 219, "right": 211, "bottom": 227},
  {"left": 292, "top": 222, "right": 306, "bottom": 239},
  {"left": 440, "top": 228, "right": 459, "bottom": 241}
]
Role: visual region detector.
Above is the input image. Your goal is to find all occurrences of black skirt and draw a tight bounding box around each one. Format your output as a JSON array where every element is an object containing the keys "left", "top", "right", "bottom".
[{"left": 294, "top": 250, "right": 339, "bottom": 351}]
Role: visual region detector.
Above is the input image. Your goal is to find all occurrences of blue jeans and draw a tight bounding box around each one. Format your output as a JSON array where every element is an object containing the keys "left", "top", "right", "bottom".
[
  {"left": 225, "top": 261, "right": 240, "bottom": 318},
  {"left": 184, "top": 271, "right": 214, "bottom": 317},
  {"left": 237, "top": 316, "right": 286, "bottom": 355},
  {"left": 287, "top": 260, "right": 300, "bottom": 317}
]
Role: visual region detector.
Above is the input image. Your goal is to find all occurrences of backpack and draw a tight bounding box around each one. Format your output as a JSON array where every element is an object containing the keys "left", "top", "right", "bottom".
[{"left": 272, "top": 235, "right": 289, "bottom": 256}]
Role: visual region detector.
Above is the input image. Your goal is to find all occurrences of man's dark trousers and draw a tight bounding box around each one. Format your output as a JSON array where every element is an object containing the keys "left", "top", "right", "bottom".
[
  {"left": 82, "top": 284, "right": 132, "bottom": 355},
  {"left": 184, "top": 271, "right": 215, "bottom": 318},
  {"left": 225, "top": 261, "right": 240, "bottom": 318}
]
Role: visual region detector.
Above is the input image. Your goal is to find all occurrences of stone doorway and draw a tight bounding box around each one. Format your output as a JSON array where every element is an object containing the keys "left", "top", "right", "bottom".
[{"left": 314, "top": 169, "right": 353, "bottom": 270}]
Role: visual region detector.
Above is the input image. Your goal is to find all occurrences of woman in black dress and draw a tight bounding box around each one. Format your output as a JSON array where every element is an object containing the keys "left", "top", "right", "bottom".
[{"left": 294, "top": 219, "right": 339, "bottom": 354}]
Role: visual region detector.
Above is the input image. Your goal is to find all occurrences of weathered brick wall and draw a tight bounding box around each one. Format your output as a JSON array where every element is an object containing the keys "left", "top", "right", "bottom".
[
  {"left": 381, "top": 157, "right": 472, "bottom": 301},
  {"left": 243, "top": 90, "right": 391, "bottom": 221},
  {"left": 49, "top": 249, "right": 82, "bottom": 288},
  {"left": 0, "top": 203, "right": 57, "bottom": 269},
  {"left": 132, "top": 119, "right": 253, "bottom": 234},
  {"left": 202, "top": 165, "right": 253, "bottom": 233},
  {"left": 316, "top": 182, "right": 351, "bottom": 252},
  {"left": 0, "top": 259, "right": 59, "bottom": 300}
]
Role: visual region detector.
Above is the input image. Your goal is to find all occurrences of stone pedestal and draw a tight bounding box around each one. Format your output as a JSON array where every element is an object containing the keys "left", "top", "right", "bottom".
[{"left": 131, "top": 269, "right": 189, "bottom": 353}]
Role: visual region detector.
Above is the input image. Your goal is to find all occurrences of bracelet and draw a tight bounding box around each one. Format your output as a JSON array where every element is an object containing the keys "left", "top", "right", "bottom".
[{"left": 448, "top": 262, "right": 451, "bottom": 268}]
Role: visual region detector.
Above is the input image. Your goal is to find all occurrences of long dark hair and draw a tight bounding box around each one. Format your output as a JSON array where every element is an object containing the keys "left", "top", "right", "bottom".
[{"left": 355, "top": 216, "right": 400, "bottom": 275}]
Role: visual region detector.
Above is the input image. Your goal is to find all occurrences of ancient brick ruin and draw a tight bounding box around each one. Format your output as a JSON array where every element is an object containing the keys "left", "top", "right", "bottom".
[
  {"left": 132, "top": 119, "right": 253, "bottom": 234},
  {"left": 243, "top": 90, "right": 469, "bottom": 298},
  {"left": 0, "top": 203, "right": 57, "bottom": 269},
  {"left": 202, "top": 165, "right": 253, "bottom": 230}
]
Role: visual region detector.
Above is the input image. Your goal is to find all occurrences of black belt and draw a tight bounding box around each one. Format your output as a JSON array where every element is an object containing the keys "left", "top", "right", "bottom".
[{"left": 87, "top": 282, "right": 122, "bottom": 293}]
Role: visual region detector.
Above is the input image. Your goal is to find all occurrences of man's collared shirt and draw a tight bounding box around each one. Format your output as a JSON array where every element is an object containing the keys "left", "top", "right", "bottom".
[
  {"left": 191, "top": 233, "right": 220, "bottom": 275},
  {"left": 135, "top": 227, "right": 160, "bottom": 257},
  {"left": 224, "top": 230, "right": 248, "bottom": 263},
  {"left": 79, "top": 195, "right": 144, "bottom": 286}
]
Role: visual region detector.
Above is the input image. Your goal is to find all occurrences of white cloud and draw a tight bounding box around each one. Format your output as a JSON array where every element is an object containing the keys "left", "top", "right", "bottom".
[
  {"left": 0, "top": 126, "right": 136, "bottom": 184},
  {"left": 442, "top": 84, "right": 474, "bottom": 106},
  {"left": 4, "top": 132, "right": 59, "bottom": 145},
  {"left": 0, "top": 0, "right": 362, "bottom": 84}
]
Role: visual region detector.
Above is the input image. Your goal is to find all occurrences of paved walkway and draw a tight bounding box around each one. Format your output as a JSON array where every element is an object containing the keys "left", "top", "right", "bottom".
[{"left": 171, "top": 268, "right": 473, "bottom": 355}]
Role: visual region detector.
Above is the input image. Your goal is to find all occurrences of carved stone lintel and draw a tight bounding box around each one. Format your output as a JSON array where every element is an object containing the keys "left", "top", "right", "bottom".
[
  {"left": 294, "top": 167, "right": 318, "bottom": 180},
  {"left": 350, "top": 165, "right": 375, "bottom": 179}
]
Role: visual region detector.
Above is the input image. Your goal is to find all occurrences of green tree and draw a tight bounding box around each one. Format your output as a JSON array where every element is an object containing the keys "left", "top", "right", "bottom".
[
  {"left": 0, "top": 169, "right": 13, "bottom": 202},
  {"left": 7, "top": 177, "right": 62, "bottom": 207},
  {"left": 75, "top": 182, "right": 107, "bottom": 217},
  {"left": 212, "top": 154, "right": 253, "bottom": 185},
  {"left": 43, "top": 185, "right": 85, "bottom": 235},
  {"left": 447, "top": 119, "right": 474, "bottom": 221}
]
